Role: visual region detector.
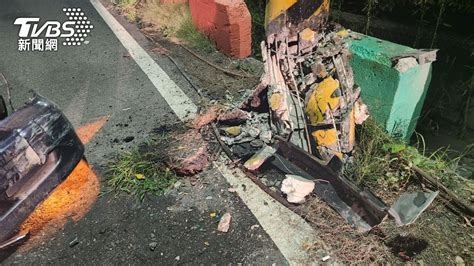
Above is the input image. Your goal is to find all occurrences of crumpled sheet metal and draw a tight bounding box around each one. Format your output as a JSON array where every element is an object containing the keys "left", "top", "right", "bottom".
[{"left": 271, "top": 140, "right": 438, "bottom": 232}]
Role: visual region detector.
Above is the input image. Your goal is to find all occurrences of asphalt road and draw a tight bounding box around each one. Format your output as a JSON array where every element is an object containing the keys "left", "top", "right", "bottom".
[{"left": 0, "top": 0, "right": 286, "bottom": 264}]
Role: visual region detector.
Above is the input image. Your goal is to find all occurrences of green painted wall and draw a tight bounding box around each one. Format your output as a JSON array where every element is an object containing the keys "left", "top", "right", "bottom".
[{"left": 347, "top": 34, "right": 434, "bottom": 141}]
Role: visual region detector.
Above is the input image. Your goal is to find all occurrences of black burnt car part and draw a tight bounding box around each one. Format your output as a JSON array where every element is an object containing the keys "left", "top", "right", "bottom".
[{"left": 0, "top": 94, "right": 84, "bottom": 246}]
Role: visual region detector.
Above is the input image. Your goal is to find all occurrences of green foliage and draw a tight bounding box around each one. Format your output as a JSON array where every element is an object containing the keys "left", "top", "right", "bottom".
[
  {"left": 113, "top": 0, "right": 138, "bottom": 21},
  {"left": 114, "top": 0, "right": 137, "bottom": 7},
  {"left": 352, "top": 119, "right": 461, "bottom": 189},
  {"left": 176, "top": 16, "right": 215, "bottom": 53},
  {"left": 107, "top": 135, "right": 177, "bottom": 201},
  {"left": 244, "top": 0, "right": 266, "bottom": 59}
]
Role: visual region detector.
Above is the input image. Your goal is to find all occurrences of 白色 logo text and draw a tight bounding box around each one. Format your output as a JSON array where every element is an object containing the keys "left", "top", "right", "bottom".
[{"left": 13, "top": 7, "right": 94, "bottom": 52}]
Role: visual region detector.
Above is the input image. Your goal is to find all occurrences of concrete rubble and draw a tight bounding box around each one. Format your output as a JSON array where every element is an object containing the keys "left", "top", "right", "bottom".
[
  {"left": 166, "top": 129, "right": 209, "bottom": 175},
  {"left": 217, "top": 213, "right": 232, "bottom": 233}
]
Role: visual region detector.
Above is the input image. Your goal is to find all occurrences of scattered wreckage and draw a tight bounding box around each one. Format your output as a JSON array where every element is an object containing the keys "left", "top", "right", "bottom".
[
  {"left": 202, "top": 0, "right": 439, "bottom": 232},
  {"left": 0, "top": 92, "right": 84, "bottom": 249}
]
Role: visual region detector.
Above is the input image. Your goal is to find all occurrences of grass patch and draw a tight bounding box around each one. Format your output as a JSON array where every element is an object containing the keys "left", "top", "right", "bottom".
[
  {"left": 351, "top": 119, "right": 466, "bottom": 190},
  {"left": 113, "top": 0, "right": 215, "bottom": 52},
  {"left": 107, "top": 135, "right": 177, "bottom": 201},
  {"left": 140, "top": 1, "right": 189, "bottom": 37},
  {"left": 114, "top": 0, "right": 139, "bottom": 21},
  {"left": 176, "top": 15, "right": 215, "bottom": 52}
]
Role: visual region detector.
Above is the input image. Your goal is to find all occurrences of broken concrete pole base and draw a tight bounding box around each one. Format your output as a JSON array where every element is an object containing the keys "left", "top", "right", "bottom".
[
  {"left": 166, "top": 129, "right": 209, "bottom": 175},
  {"left": 281, "top": 175, "right": 315, "bottom": 204}
]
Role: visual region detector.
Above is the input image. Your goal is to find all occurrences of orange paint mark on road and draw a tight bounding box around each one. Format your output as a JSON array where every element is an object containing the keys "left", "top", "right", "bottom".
[
  {"left": 76, "top": 115, "right": 109, "bottom": 144},
  {"left": 19, "top": 116, "right": 108, "bottom": 248},
  {"left": 20, "top": 160, "right": 100, "bottom": 247}
]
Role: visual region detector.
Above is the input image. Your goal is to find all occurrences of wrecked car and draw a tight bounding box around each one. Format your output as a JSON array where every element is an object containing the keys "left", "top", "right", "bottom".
[{"left": 0, "top": 94, "right": 84, "bottom": 247}]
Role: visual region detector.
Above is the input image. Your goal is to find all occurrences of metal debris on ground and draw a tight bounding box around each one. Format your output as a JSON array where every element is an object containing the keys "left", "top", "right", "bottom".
[
  {"left": 389, "top": 191, "right": 439, "bottom": 226},
  {"left": 204, "top": 0, "right": 438, "bottom": 232}
]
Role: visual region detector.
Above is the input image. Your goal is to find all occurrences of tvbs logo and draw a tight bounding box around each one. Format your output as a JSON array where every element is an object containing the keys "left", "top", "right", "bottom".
[{"left": 14, "top": 7, "right": 94, "bottom": 52}]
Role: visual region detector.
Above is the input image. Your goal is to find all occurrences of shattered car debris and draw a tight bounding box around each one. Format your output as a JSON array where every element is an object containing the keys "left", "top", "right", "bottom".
[
  {"left": 0, "top": 94, "right": 84, "bottom": 246},
  {"left": 274, "top": 140, "right": 439, "bottom": 232},
  {"left": 208, "top": 0, "right": 438, "bottom": 232}
]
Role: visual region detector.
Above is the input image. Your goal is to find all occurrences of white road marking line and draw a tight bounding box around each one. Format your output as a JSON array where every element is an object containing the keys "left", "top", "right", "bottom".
[
  {"left": 90, "top": 1, "right": 323, "bottom": 263},
  {"left": 90, "top": 0, "right": 197, "bottom": 121},
  {"left": 216, "top": 162, "right": 323, "bottom": 264}
]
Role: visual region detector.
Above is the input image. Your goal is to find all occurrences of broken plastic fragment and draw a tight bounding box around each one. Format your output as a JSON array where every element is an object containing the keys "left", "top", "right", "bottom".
[
  {"left": 336, "top": 29, "right": 349, "bottom": 37},
  {"left": 281, "top": 175, "right": 315, "bottom": 204},
  {"left": 243, "top": 145, "right": 276, "bottom": 171},
  {"left": 269, "top": 93, "right": 283, "bottom": 111},
  {"left": 300, "top": 28, "right": 316, "bottom": 41},
  {"left": 389, "top": 191, "right": 439, "bottom": 226}
]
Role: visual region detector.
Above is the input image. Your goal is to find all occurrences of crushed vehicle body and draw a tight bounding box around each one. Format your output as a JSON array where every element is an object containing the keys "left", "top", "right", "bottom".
[{"left": 0, "top": 95, "right": 84, "bottom": 245}]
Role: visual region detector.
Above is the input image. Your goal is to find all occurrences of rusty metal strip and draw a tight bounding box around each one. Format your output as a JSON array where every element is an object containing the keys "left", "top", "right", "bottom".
[{"left": 274, "top": 140, "right": 389, "bottom": 232}]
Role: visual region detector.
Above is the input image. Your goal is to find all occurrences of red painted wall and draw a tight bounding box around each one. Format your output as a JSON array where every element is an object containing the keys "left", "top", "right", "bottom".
[{"left": 189, "top": 0, "right": 251, "bottom": 58}]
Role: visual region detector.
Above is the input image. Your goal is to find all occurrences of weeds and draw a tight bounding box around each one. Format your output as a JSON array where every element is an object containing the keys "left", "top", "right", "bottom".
[
  {"left": 107, "top": 135, "right": 177, "bottom": 201},
  {"left": 114, "top": 0, "right": 138, "bottom": 21},
  {"left": 140, "top": 1, "right": 188, "bottom": 36},
  {"left": 112, "top": 0, "right": 215, "bottom": 52},
  {"left": 176, "top": 15, "right": 214, "bottom": 52},
  {"left": 352, "top": 119, "right": 463, "bottom": 190}
]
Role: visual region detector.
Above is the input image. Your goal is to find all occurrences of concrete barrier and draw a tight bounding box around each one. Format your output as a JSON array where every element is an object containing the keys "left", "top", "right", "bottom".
[
  {"left": 347, "top": 33, "right": 437, "bottom": 141},
  {"left": 189, "top": 0, "right": 251, "bottom": 58}
]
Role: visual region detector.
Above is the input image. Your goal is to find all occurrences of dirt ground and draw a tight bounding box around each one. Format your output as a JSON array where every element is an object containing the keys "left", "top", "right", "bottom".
[{"left": 142, "top": 30, "right": 263, "bottom": 106}]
